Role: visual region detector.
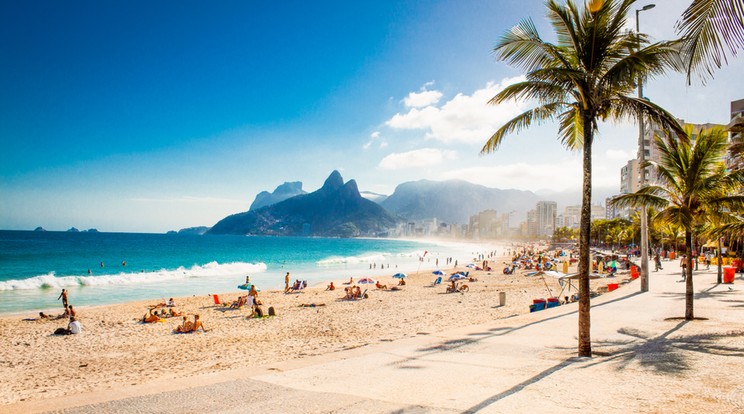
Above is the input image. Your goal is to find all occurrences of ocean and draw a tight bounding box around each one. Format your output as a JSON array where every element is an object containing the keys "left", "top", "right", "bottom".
[{"left": 0, "top": 230, "right": 492, "bottom": 314}]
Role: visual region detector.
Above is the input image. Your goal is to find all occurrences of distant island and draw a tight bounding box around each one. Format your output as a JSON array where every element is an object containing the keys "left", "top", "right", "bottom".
[{"left": 167, "top": 226, "right": 211, "bottom": 235}]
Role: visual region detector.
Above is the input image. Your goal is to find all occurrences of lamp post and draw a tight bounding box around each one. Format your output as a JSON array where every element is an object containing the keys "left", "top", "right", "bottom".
[{"left": 636, "top": 4, "right": 655, "bottom": 293}]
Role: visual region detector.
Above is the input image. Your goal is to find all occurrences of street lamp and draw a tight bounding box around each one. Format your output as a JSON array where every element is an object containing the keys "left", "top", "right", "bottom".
[{"left": 636, "top": 3, "right": 655, "bottom": 293}]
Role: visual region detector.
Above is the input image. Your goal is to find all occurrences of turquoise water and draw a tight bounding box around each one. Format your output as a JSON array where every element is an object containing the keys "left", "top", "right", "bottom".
[{"left": 0, "top": 231, "right": 486, "bottom": 314}]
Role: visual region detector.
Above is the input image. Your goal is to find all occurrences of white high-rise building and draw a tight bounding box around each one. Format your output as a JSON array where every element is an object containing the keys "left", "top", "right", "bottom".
[{"left": 536, "top": 201, "right": 557, "bottom": 236}]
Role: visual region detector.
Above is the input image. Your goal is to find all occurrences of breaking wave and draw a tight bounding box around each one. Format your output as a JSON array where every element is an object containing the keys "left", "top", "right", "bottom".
[{"left": 0, "top": 261, "right": 267, "bottom": 291}]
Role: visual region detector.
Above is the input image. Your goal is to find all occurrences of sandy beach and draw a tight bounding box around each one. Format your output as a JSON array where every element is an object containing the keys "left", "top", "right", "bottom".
[{"left": 0, "top": 251, "right": 607, "bottom": 406}]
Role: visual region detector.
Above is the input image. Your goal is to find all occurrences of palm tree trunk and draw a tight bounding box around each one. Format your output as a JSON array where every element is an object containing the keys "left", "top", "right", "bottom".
[
  {"left": 685, "top": 229, "right": 694, "bottom": 320},
  {"left": 578, "top": 113, "right": 593, "bottom": 357},
  {"left": 717, "top": 237, "right": 723, "bottom": 284}
]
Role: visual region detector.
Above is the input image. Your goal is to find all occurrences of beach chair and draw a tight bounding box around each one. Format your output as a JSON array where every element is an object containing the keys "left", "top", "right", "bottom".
[
  {"left": 432, "top": 276, "right": 442, "bottom": 286},
  {"left": 211, "top": 294, "right": 221, "bottom": 305}
]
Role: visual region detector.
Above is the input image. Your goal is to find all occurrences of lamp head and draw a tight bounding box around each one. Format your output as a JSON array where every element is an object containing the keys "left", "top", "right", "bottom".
[{"left": 640, "top": 4, "right": 656, "bottom": 11}]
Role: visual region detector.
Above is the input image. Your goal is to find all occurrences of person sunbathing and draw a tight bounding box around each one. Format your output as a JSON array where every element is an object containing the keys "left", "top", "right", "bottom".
[
  {"left": 168, "top": 308, "right": 183, "bottom": 317},
  {"left": 299, "top": 303, "right": 326, "bottom": 307},
  {"left": 353, "top": 286, "right": 362, "bottom": 299},
  {"left": 229, "top": 295, "right": 247, "bottom": 309},
  {"left": 343, "top": 277, "right": 353, "bottom": 285},
  {"left": 191, "top": 314, "right": 208, "bottom": 332},
  {"left": 174, "top": 316, "right": 193, "bottom": 333},
  {"left": 142, "top": 309, "right": 162, "bottom": 323},
  {"left": 326, "top": 282, "right": 335, "bottom": 291},
  {"left": 375, "top": 281, "right": 388, "bottom": 290},
  {"left": 398, "top": 278, "right": 406, "bottom": 286},
  {"left": 343, "top": 287, "right": 354, "bottom": 300}
]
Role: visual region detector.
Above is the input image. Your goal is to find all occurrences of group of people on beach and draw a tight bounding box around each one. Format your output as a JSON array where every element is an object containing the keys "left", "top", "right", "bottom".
[
  {"left": 142, "top": 298, "right": 184, "bottom": 323},
  {"left": 53, "top": 289, "right": 82, "bottom": 335}
]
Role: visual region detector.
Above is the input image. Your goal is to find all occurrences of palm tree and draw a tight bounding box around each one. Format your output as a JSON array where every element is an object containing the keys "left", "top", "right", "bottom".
[
  {"left": 612, "top": 125, "right": 743, "bottom": 319},
  {"left": 482, "top": 0, "right": 684, "bottom": 357},
  {"left": 676, "top": 0, "right": 744, "bottom": 83}
]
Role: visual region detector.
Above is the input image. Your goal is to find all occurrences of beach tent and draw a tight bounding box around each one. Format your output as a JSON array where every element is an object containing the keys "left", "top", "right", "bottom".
[{"left": 357, "top": 277, "right": 377, "bottom": 285}]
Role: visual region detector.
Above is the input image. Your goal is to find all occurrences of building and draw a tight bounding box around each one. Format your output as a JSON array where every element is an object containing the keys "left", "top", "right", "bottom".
[
  {"left": 591, "top": 204, "right": 606, "bottom": 221},
  {"left": 563, "top": 205, "right": 581, "bottom": 229},
  {"left": 729, "top": 98, "right": 744, "bottom": 168},
  {"left": 535, "top": 201, "right": 557, "bottom": 236},
  {"left": 620, "top": 158, "right": 640, "bottom": 195}
]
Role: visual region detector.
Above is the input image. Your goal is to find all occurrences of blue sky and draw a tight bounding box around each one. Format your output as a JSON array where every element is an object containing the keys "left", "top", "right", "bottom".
[{"left": 1, "top": 0, "right": 742, "bottom": 232}]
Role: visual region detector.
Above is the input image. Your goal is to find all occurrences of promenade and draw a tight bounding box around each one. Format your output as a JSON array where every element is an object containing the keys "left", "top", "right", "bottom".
[{"left": 10, "top": 259, "right": 744, "bottom": 413}]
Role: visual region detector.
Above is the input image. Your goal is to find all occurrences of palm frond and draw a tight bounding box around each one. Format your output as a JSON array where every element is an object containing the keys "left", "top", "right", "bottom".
[
  {"left": 558, "top": 105, "right": 583, "bottom": 150},
  {"left": 676, "top": 0, "right": 744, "bottom": 84},
  {"left": 489, "top": 80, "right": 570, "bottom": 106},
  {"left": 481, "top": 103, "right": 565, "bottom": 153},
  {"left": 611, "top": 186, "right": 670, "bottom": 210},
  {"left": 494, "top": 18, "right": 564, "bottom": 73},
  {"left": 604, "top": 96, "right": 686, "bottom": 138}
]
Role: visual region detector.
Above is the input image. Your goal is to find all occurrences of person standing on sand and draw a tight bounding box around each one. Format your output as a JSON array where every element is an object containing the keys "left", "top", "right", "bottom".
[
  {"left": 57, "top": 289, "right": 68, "bottom": 309},
  {"left": 284, "top": 272, "right": 290, "bottom": 292}
]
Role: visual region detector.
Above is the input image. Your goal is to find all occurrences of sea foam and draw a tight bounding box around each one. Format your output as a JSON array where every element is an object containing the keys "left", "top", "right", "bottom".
[
  {"left": 316, "top": 253, "right": 390, "bottom": 266},
  {"left": 0, "top": 261, "right": 267, "bottom": 291}
]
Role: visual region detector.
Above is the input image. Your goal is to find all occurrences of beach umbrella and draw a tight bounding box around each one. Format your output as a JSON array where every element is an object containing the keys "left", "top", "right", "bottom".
[
  {"left": 465, "top": 263, "right": 476, "bottom": 269},
  {"left": 392, "top": 273, "right": 407, "bottom": 279},
  {"left": 448, "top": 274, "right": 467, "bottom": 281},
  {"left": 432, "top": 270, "right": 445, "bottom": 276},
  {"left": 357, "top": 277, "right": 377, "bottom": 284}
]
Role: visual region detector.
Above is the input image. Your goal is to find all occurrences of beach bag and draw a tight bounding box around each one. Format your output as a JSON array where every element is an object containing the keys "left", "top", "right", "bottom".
[
  {"left": 268, "top": 306, "right": 276, "bottom": 316},
  {"left": 54, "top": 327, "right": 69, "bottom": 335},
  {"left": 255, "top": 306, "right": 264, "bottom": 317}
]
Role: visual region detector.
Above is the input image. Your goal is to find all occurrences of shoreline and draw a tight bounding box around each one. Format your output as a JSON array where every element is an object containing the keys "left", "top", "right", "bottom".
[
  {"left": 1, "top": 248, "right": 619, "bottom": 406},
  {"left": 0, "top": 236, "right": 504, "bottom": 315}
]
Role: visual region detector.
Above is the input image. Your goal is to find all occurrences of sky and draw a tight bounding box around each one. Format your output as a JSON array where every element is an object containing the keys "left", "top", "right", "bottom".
[{"left": 1, "top": 0, "right": 742, "bottom": 233}]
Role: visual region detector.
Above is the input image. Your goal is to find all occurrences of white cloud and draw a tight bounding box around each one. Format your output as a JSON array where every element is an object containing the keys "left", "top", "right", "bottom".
[
  {"left": 386, "top": 76, "right": 528, "bottom": 145},
  {"left": 378, "top": 148, "right": 457, "bottom": 170},
  {"left": 363, "top": 131, "right": 387, "bottom": 150},
  {"left": 403, "top": 89, "right": 443, "bottom": 108},
  {"left": 439, "top": 158, "right": 619, "bottom": 191}
]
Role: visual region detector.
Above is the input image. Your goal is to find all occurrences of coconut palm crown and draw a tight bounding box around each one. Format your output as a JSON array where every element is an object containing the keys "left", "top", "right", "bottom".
[
  {"left": 482, "top": 0, "right": 685, "bottom": 357},
  {"left": 612, "top": 126, "right": 744, "bottom": 319}
]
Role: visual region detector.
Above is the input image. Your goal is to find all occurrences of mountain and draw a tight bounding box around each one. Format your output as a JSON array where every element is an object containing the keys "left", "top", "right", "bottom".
[
  {"left": 66, "top": 227, "right": 80, "bottom": 233},
  {"left": 381, "top": 179, "right": 541, "bottom": 224},
  {"left": 208, "top": 171, "right": 399, "bottom": 237},
  {"left": 360, "top": 191, "right": 388, "bottom": 204},
  {"left": 249, "top": 181, "right": 306, "bottom": 211}
]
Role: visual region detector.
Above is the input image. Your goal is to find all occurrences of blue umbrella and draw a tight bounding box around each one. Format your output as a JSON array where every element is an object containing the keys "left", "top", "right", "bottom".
[
  {"left": 448, "top": 274, "right": 467, "bottom": 281},
  {"left": 393, "top": 273, "right": 407, "bottom": 279},
  {"left": 432, "top": 270, "right": 445, "bottom": 276}
]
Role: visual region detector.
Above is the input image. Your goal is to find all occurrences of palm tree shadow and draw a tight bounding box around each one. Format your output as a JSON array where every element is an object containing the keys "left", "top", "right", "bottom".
[{"left": 583, "top": 321, "right": 744, "bottom": 374}]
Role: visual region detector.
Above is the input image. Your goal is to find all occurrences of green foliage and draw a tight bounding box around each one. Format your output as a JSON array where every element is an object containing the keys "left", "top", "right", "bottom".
[{"left": 676, "top": 0, "right": 744, "bottom": 84}]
